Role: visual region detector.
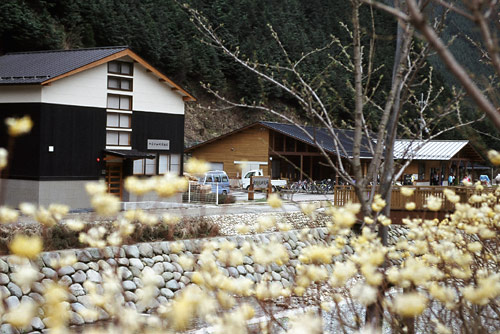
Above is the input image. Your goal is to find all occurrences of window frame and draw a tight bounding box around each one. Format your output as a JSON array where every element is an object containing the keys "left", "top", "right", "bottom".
[
  {"left": 107, "top": 94, "right": 132, "bottom": 111},
  {"left": 108, "top": 61, "right": 134, "bottom": 76},
  {"left": 107, "top": 76, "right": 133, "bottom": 91},
  {"left": 106, "top": 130, "right": 131, "bottom": 146},
  {"left": 133, "top": 157, "right": 157, "bottom": 176},
  {"left": 106, "top": 112, "right": 131, "bottom": 129}
]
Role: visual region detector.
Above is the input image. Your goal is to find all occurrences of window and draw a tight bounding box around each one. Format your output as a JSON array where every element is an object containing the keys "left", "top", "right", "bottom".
[
  {"left": 108, "top": 61, "right": 133, "bottom": 76},
  {"left": 170, "top": 154, "right": 180, "bottom": 173},
  {"left": 108, "top": 76, "right": 132, "bottom": 91},
  {"left": 106, "top": 131, "right": 130, "bottom": 146},
  {"left": 106, "top": 113, "right": 131, "bottom": 128},
  {"left": 158, "top": 154, "right": 181, "bottom": 174},
  {"left": 107, "top": 94, "right": 132, "bottom": 110},
  {"left": 133, "top": 158, "right": 156, "bottom": 175}
]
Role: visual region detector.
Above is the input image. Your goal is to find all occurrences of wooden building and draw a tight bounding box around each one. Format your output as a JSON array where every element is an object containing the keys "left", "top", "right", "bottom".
[
  {"left": 0, "top": 47, "right": 194, "bottom": 208},
  {"left": 186, "top": 122, "right": 486, "bottom": 187},
  {"left": 394, "top": 140, "right": 485, "bottom": 185},
  {"left": 185, "top": 121, "right": 374, "bottom": 182}
]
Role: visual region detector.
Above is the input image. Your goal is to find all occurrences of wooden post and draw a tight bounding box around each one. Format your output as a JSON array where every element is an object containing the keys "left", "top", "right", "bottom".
[
  {"left": 267, "top": 176, "right": 272, "bottom": 198},
  {"left": 300, "top": 154, "right": 304, "bottom": 181},
  {"left": 248, "top": 176, "right": 254, "bottom": 200},
  {"left": 310, "top": 156, "right": 313, "bottom": 180}
]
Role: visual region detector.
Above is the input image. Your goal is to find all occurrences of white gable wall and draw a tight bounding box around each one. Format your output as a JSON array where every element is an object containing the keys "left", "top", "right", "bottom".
[
  {"left": 0, "top": 85, "right": 42, "bottom": 103},
  {"left": 133, "top": 64, "right": 185, "bottom": 115},
  {"left": 41, "top": 64, "right": 107, "bottom": 108},
  {"left": 1, "top": 59, "right": 186, "bottom": 114}
]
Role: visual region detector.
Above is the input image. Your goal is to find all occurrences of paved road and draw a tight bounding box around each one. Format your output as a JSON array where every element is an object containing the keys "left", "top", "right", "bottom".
[{"left": 143, "top": 190, "right": 334, "bottom": 217}]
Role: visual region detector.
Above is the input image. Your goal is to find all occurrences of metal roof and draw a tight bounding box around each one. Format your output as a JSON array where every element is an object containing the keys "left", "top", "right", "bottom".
[
  {"left": 259, "top": 121, "right": 374, "bottom": 158},
  {"left": 393, "top": 140, "right": 469, "bottom": 160},
  {"left": 0, "top": 46, "right": 128, "bottom": 85}
]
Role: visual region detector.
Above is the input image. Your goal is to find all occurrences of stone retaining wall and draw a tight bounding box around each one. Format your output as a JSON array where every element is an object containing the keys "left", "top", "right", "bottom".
[{"left": 0, "top": 227, "right": 340, "bottom": 333}]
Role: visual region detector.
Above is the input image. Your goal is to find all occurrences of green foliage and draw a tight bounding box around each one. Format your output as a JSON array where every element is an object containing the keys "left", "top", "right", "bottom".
[{"left": 0, "top": 0, "right": 498, "bottom": 150}]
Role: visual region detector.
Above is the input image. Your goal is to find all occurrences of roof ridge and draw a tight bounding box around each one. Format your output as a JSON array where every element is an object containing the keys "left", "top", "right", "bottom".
[{"left": 5, "top": 46, "right": 129, "bottom": 56}]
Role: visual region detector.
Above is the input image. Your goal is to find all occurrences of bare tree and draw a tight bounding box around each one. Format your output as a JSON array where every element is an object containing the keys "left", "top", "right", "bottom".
[
  {"left": 366, "top": 0, "right": 500, "bottom": 130},
  {"left": 182, "top": 1, "right": 482, "bottom": 330}
]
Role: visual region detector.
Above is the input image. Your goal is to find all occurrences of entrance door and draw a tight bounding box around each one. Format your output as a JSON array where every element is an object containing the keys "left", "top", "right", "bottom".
[{"left": 105, "top": 162, "right": 123, "bottom": 199}]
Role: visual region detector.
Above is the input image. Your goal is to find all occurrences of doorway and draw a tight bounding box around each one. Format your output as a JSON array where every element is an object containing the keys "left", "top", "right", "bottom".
[{"left": 105, "top": 162, "right": 123, "bottom": 199}]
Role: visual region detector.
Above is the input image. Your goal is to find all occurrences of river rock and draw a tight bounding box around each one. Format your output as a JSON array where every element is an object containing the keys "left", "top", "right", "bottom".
[
  {"left": 124, "top": 245, "right": 140, "bottom": 258},
  {"left": 129, "top": 258, "right": 144, "bottom": 270},
  {"left": 138, "top": 244, "right": 153, "bottom": 257}
]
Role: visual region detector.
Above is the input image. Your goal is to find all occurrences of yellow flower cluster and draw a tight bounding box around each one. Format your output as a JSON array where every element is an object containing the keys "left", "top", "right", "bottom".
[
  {"left": 0, "top": 148, "right": 7, "bottom": 169},
  {"left": 5, "top": 115, "right": 33, "bottom": 137},
  {"left": 185, "top": 157, "right": 210, "bottom": 175},
  {"left": 9, "top": 234, "right": 43, "bottom": 259}
]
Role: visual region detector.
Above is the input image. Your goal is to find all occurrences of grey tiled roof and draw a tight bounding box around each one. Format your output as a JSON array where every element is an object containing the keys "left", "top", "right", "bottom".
[
  {"left": 259, "top": 121, "right": 374, "bottom": 158},
  {"left": 0, "top": 46, "right": 128, "bottom": 85}
]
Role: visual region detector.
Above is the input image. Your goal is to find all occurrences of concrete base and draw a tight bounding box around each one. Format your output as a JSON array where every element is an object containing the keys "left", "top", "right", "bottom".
[
  {"left": 1, "top": 179, "right": 91, "bottom": 209},
  {"left": 1, "top": 179, "right": 185, "bottom": 210}
]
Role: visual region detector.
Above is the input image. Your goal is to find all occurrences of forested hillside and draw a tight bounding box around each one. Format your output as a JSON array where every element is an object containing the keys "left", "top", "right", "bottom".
[{"left": 0, "top": 0, "right": 497, "bottom": 151}]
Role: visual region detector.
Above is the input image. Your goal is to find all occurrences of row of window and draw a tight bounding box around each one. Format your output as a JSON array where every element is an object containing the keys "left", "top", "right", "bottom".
[
  {"left": 105, "top": 61, "right": 180, "bottom": 177},
  {"left": 107, "top": 61, "right": 133, "bottom": 147},
  {"left": 133, "top": 154, "right": 181, "bottom": 175}
]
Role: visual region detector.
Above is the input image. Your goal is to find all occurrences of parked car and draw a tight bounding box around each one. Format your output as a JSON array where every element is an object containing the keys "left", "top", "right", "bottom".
[
  {"left": 241, "top": 169, "right": 287, "bottom": 191},
  {"left": 198, "top": 170, "right": 231, "bottom": 194}
]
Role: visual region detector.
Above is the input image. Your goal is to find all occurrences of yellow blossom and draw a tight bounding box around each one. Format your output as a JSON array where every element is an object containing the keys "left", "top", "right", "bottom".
[
  {"left": 405, "top": 202, "right": 416, "bottom": 211},
  {"left": 9, "top": 235, "right": 42, "bottom": 259},
  {"left": 91, "top": 193, "right": 120, "bottom": 216},
  {"left": 287, "top": 312, "right": 323, "bottom": 334},
  {"left": 351, "top": 282, "right": 378, "bottom": 306},
  {"left": 371, "top": 194, "right": 386, "bottom": 212},
  {"left": 85, "top": 181, "right": 107, "bottom": 195},
  {"left": 300, "top": 202, "right": 318, "bottom": 215},
  {"left": 255, "top": 215, "right": 276, "bottom": 232},
  {"left": 64, "top": 219, "right": 85, "bottom": 231},
  {"left": 401, "top": 187, "right": 415, "bottom": 196},
  {"left": 277, "top": 222, "right": 292, "bottom": 231},
  {"left": 330, "top": 261, "right": 357, "bottom": 287},
  {"left": 443, "top": 188, "right": 460, "bottom": 203},
  {"left": 426, "top": 195, "right": 442, "bottom": 211},
  {"left": 0, "top": 148, "right": 7, "bottom": 169},
  {"left": 185, "top": 157, "right": 210, "bottom": 175},
  {"left": 170, "top": 241, "right": 185, "bottom": 254},
  {"left": 467, "top": 241, "right": 482, "bottom": 253},
  {"left": 11, "top": 264, "right": 39, "bottom": 291},
  {"left": 178, "top": 254, "right": 195, "bottom": 270},
  {"left": 267, "top": 193, "right": 282, "bottom": 208},
  {"left": 428, "top": 283, "right": 456, "bottom": 308},
  {"left": 48, "top": 203, "right": 70, "bottom": 220},
  {"left": 162, "top": 213, "right": 181, "bottom": 225},
  {"left": 5, "top": 115, "right": 33, "bottom": 137},
  {"left": 0, "top": 206, "right": 19, "bottom": 224},
  {"left": 299, "top": 245, "right": 339, "bottom": 264},
  {"left": 3, "top": 299, "right": 37, "bottom": 328},
  {"left": 488, "top": 150, "right": 500, "bottom": 165},
  {"left": 392, "top": 292, "right": 427, "bottom": 317},
  {"left": 124, "top": 176, "right": 154, "bottom": 196},
  {"left": 235, "top": 223, "right": 250, "bottom": 234},
  {"left": 19, "top": 202, "right": 36, "bottom": 216}
]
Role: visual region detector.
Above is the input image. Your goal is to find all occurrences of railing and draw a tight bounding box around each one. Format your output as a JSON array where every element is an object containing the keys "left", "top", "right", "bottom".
[{"left": 331, "top": 185, "right": 493, "bottom": 211}]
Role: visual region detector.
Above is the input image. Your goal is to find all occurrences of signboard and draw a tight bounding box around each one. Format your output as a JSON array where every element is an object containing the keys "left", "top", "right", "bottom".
[
  {"left": 251, "top": 176, "right": 270, "bottom": 190},
  {"left": 147, "top": 139, "right": 170, "bottom": 150}
]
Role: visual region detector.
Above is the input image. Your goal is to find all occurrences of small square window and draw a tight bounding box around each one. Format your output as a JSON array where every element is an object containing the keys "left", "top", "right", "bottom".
[
  {"left": 108, "top": 61, "right": 133, "bottom": 76},
  {"left": 106, "top": 132, "right": 118, "bottom": 145}
]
